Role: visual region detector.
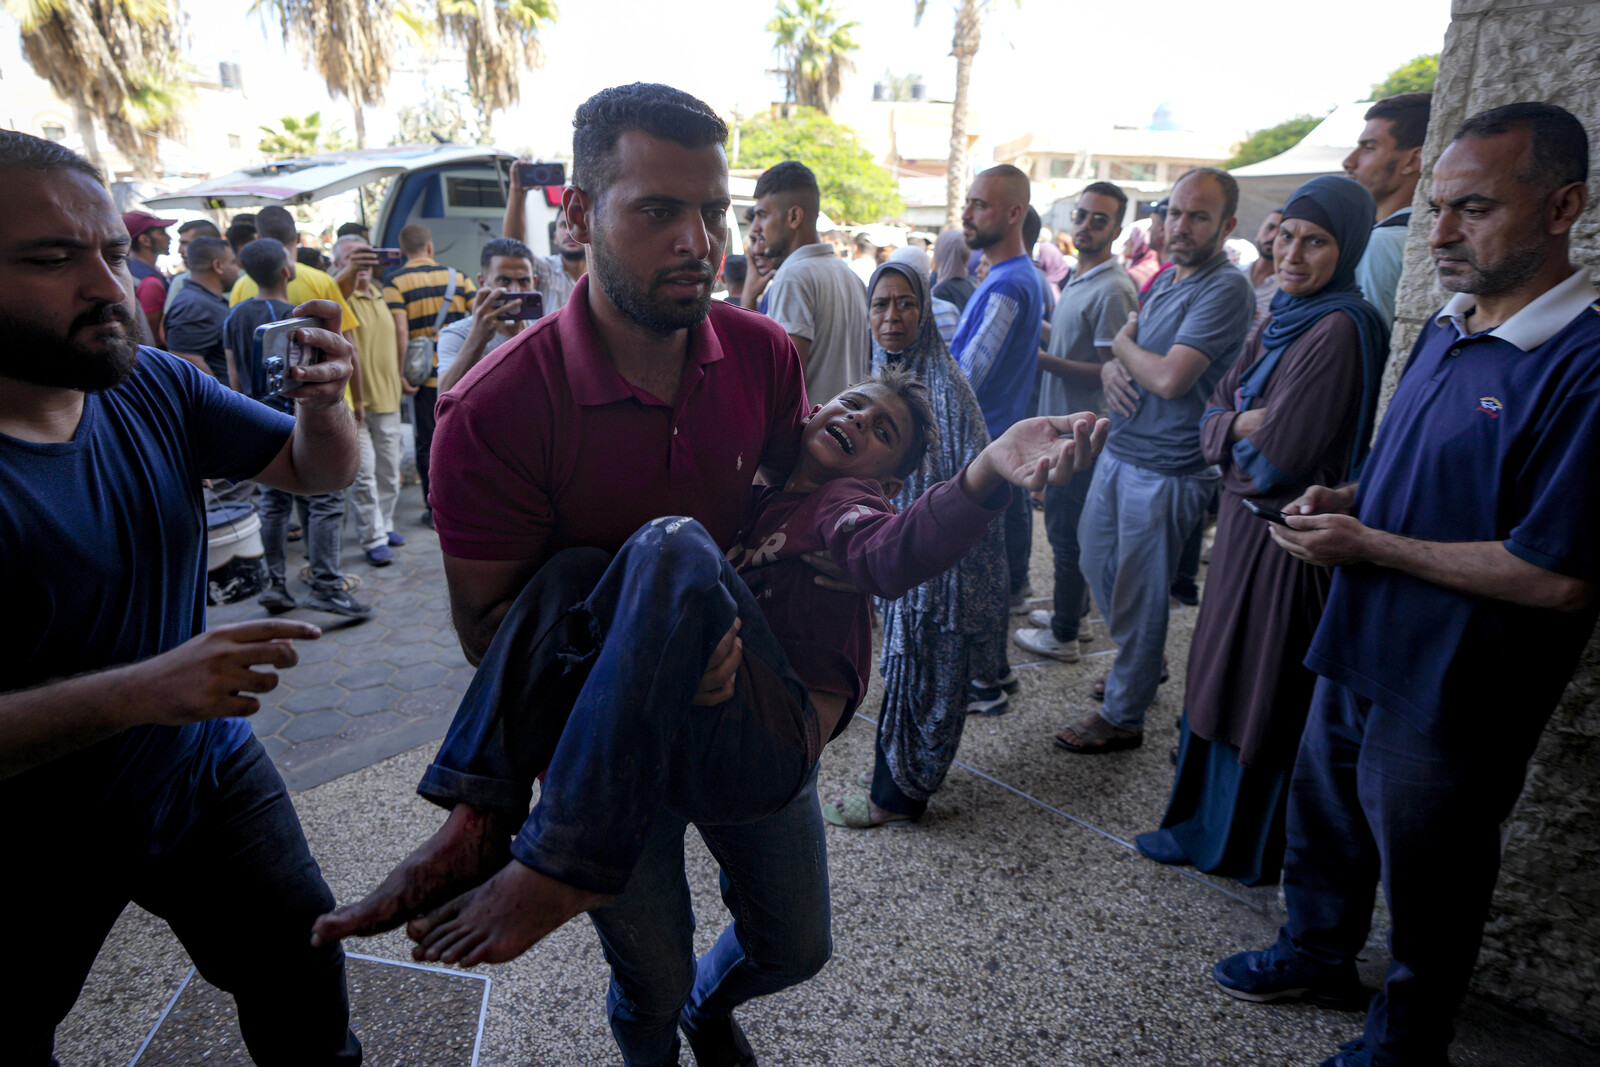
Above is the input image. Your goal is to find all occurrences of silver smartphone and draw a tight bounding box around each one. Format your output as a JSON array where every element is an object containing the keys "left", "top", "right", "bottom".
[{"left": 252, "top": 317, "right": 320, "bottom": 397}]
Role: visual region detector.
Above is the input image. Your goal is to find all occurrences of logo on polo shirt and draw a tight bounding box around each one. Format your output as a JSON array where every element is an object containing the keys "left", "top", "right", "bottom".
[{"left": 1477, "top": 396, "right": 1503, "bottom": 419}]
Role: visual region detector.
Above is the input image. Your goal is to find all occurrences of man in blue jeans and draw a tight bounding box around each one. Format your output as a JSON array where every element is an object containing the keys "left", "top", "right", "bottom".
[
  {"left": 1015, "top": 182, "right": 1139, "bottom": 663},
  {"left": 1213, "top": 103, "right": 1600, "bottom": 1067},
  {"left": 0, "top": 132, "right": 363, "bottom": 1064},
  {"left": 313, "top": 83, "right": 821, "bottom": 1067},
  {"left": 1061, "top": 166, "right": 1254, "bottom": 754}
]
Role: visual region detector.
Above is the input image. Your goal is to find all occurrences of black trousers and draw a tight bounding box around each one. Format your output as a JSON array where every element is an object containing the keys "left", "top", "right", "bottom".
[
  {"left": 415, "top": 383, "right": 438, "bottom": 510},
  {"left": 5, "top": 737, "right": 361, "bottom": 1065}
]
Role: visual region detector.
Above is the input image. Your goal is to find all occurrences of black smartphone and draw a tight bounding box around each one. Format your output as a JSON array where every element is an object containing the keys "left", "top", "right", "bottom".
[
  {"left": 252, "top": 317, "right": 320, "bottom": 397},
  {"left": 1241, "top": 498, "right": 1290, "bottom": 525},
  {"left": 496, "top": 291, "right": 545, "bottom": 321},
  {"left": 515, "top": 161, "right": 566, "bottom": 187},
  {"left": 371, "top": 247, "right": 406, "bottom": 270}
]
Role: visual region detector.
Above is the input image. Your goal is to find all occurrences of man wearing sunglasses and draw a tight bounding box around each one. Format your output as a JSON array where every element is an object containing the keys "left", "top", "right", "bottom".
[{"left": 1015, "top": 182, "right": 1140, "bottom": 663}]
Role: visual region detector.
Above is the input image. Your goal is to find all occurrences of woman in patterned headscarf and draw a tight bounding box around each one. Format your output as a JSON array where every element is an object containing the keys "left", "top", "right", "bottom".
[{"left": 821, "top": 259, "right": 1011, "bottom": 828}]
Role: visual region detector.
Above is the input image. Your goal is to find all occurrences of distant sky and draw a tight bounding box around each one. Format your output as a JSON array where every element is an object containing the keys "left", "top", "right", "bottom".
[{"left": 59, "top": 0, "right": 1453, "bottom": 159}]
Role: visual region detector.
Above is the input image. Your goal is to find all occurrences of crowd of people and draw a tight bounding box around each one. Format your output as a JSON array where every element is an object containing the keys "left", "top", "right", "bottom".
[{"left": 2, "top": 77, "right": 1597, "bottom": 1067}]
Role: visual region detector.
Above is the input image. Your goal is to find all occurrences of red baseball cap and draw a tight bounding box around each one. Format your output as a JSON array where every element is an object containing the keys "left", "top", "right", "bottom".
[{"left": 122, "top": 210, "right": 177, "bottom": 239}]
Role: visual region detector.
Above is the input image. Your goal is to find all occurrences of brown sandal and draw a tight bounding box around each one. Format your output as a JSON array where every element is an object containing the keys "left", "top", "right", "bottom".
[{"left": 1054, "top": 714, "right": 1143, "bottom": 754}]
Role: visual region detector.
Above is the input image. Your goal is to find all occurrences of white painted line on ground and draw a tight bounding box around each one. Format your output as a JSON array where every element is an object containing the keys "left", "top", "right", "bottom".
[
  {"left": 129, "top": 954, "right": 491, "bottom": 1064},
  {"left": 129, "top": 966, "right": 196, "bottom": 1066},
  {"left": 345, "top": 952, "right": 492, "bottom": 1067},
  {"left": 847, "top": 711, "right": 1268, "bottom": 914}
]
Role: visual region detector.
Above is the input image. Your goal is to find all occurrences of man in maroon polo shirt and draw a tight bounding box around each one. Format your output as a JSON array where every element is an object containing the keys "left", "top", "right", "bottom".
[{"left": 315, "top": 84, "right": 820, "bottom": 1067}]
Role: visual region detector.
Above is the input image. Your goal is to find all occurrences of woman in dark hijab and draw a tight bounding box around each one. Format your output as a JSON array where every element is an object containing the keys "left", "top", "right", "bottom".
[
  {"left": 1134, "top": 175, "right": 1390, "bottom": 885},
  {"left": 821, "top": 259, "right": 1010, "bottom": 828}
]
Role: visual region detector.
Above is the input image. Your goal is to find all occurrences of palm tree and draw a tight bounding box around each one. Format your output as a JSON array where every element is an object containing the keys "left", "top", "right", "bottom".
[
  {"left": 252, "top": 0, "right": 403, "bottom": 149},
  {"left": 913, "top": 0, "right": 1014, "bottom": 229},
  {"left": 258, "top": 111, "right": 351, "bottom": 158},
  {"left": 3, "top": 0, "right": 190, "bottom": 176},
  {"left": 767, "top": 0, "right": 859, "bottom": 117},
  {"left": 434, "top": 0, "right": 557, "bottom": 141}
]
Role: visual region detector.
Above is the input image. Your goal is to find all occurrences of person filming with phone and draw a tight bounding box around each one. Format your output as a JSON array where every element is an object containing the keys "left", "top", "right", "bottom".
[
  {"left": 0, "top": 131, "right": 364, "bottom": 1063},
  {"left": 436, "top": 237, "right": 543, "bottom": 393}
]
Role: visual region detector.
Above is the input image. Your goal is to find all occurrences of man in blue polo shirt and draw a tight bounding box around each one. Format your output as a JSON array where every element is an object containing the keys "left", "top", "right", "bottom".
[
  {"left": 1213, "top": 103, "right": 1600, "bottom": 1067},
  {"left": 1060, "top": 167, "right": 1254, "bottom": 753},
  {"left": 951, "top": 163, "right": 1045, "bottom": 711}
]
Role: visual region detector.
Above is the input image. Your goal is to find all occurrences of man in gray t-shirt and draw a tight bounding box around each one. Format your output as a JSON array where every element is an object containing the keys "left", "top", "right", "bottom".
[
  {"left": 1060, "top": 168, "right": 1255, "bottom": 754},
  {"left": 750, "top": 161, "right": 868, "bottom": 403},
  {"left": 1017, "top": 183, "right": 1140, "bottom": 664}
]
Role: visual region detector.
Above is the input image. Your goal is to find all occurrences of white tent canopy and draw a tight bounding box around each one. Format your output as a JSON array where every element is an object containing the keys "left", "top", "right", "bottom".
[{"left": 1229, "top": 101, "right": 1372, "bottom": 237}]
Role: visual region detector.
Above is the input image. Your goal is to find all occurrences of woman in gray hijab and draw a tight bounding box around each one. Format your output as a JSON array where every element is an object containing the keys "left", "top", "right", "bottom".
[{"left": 822, "top": 259, "right": 1010, "bottom": 828}]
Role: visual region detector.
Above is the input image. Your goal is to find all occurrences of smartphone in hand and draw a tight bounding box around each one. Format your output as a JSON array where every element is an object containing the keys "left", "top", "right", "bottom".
[
  {"left": 1241, "top": 498, "right": 1290, "bottom": 525},
  {"left": 496, "top": 291, "right": 545, "bottom": 321},
  {"left": 515, "top": 161, "right": 566, "bottom": 188},
  {"left": 253, "top": 317, "right": 320, "bottom": 397}
]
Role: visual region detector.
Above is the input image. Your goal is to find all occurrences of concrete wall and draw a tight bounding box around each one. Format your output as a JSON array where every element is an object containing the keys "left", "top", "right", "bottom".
[{"left": 1379, "top": 0, "right": 1600, "bottom": 1043}]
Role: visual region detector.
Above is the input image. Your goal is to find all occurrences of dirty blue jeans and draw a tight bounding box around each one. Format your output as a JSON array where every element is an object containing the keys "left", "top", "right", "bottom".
[
  {"left": 420, "top": 517, "right": 831, "bottom": 1065},
  {"left": 259, "top": 486, "right": 346, "bottom": 594},
  {"left": 1077, "top": 451, "right": 1218, "bottom": 731}
]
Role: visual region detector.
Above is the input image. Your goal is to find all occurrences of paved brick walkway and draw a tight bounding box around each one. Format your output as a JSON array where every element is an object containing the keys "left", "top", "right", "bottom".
[{"left": 209, "top": 478, "right": 470, "bottom": 791}]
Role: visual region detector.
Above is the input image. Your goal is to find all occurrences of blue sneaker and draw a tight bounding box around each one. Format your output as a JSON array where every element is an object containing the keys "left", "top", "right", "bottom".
[
  {"left": 1320, "top": 1039, "right": 1374, "bottom": 1066},
  {"left": 1214, "top": 934, "right": 1369, "bottom": 1011},
  {"left": 365, "top": 545, "right": 394, "bottom": 566},
  {"left": 387, "top": 530, "right": 407, "bottom": 547}
]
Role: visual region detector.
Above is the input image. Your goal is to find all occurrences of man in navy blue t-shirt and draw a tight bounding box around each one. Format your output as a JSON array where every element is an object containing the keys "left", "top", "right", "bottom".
[
  {"left": 1213, "top": 104, "right": 1600, "bottom": 1067},
  {"left": 0, "top": 133, "right": 364, "bottom": 1063}
]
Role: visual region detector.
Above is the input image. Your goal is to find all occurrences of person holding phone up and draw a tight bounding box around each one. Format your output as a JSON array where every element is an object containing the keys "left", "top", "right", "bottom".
[
  {"left": 1133, "top": 175, "right": 1390, "bottom": 887},
  {"left": 435, "top": 237, "right": 544, "bottom": 394},
  {"left": 0, "top": 131, "right": 364, "bottom": 1063}
]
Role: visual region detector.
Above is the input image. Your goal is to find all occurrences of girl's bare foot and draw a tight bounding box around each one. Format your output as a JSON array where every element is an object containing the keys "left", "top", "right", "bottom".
[
  {"left": 312, "top": 802, "right": 516, "bottom": 946},
  {"left": 406, "top": 860, "right": 611, "bottom": 967}
]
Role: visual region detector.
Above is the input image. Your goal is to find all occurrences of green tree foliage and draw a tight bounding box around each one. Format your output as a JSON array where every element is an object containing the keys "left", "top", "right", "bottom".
[
  {"left": 250, "top": 0, "right": 402, "bottom": 148},
  {"left": 1370, "top": 54, "right": 1439, "bottom": 100},
  {"left": 767, "top": 0, "right": 860, "bottom": 116},
  {"left": 739, "top": 108, "right": 902, "bottom": 224},
  {"left": 258, "top": 111, "right": 352, "bottom": 158},
  {"left": 3, "top": 0, "right": 192, "bottom": 175},
  {"left": 434, "top": 0, "right": 557, "bottom": 140},
  {"left": 1224, "top": 113, "right": 1329, "bottom": 170}
]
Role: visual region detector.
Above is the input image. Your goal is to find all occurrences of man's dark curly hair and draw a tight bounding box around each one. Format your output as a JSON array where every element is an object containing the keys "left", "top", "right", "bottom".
[{"left": 572, "top": 83, "right": 728, "bottom": 206}]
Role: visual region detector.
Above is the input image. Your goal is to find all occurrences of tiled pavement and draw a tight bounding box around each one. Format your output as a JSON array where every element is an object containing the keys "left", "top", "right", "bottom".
[{"left": 208, "top": 475, "right": 471, "bottom": 791}]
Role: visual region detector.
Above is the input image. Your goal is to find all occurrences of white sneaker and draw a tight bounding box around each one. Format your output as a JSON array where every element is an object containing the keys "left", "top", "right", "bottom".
[
  {"left": 1029, "top": 609, "right": 1095, "bottom": 646},
  {"left": 1012, "top": 627, "right": 1082, "bottom": 662}
]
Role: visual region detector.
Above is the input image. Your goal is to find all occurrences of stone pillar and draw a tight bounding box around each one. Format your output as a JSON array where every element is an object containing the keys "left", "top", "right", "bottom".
[{"left": 1378, "top": 0, "right": 1600, "bottom": 1043}]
